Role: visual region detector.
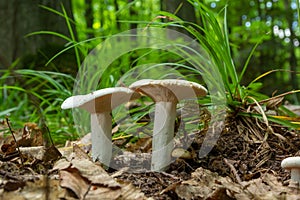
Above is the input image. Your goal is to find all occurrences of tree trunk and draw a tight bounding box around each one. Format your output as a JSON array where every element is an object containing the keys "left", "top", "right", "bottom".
[
  {"left": 85, "top": 0, "right": 94, "bottom": 39},
  {"left": 114, "top": 0, "right": 121, "bottom": 30},
  {"left": 161, "top": 0, "right": 197, "bottom": 37},
  {"left": 161, "top": 0, "right": 197, "bottom": 23},
  {"left": 0, "top": 0, "right": 75, "bottom": 69},
  {"left": 284, "top": 0, "right": 299, "bottom": 102},
  {"left": 129, "top": 0, "right": 137, "bottom": 33}
]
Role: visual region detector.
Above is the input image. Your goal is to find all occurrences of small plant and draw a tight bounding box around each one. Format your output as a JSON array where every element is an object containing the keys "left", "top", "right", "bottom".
[
  {"left": 0, "top": 68, "right": 77, "bottom": 143},
  {"left": 157, "top": 0, "right": 300, "bottom": 130},
  {"left": 2, "top": 1, "right": 299, "bottom": 148}
]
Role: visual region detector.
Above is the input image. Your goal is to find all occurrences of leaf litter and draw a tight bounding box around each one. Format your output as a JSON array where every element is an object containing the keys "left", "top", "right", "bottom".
[{"left": 0, "top": 105, "right": 300, "bottom": 199}]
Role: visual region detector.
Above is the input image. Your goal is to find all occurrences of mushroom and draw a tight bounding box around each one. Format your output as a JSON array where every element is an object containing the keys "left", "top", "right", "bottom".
[
  {"left": 61, "top": 87, "right": 140, "bottom": 165},
  {"left": 281, "top": 157, "right": 300, "bottom": 184},
  {"left": 129, "top": 79, "right": 207, "bottom": 171}
]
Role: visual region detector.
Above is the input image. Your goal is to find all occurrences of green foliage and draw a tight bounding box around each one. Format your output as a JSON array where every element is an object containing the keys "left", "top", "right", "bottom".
[
  {"left": 1, "top": 0, "right": 299, "bottom": 144},
  {"left": 0, "top": 68, "right": 77, "bottom": 143},
  {"left": 157, "top": 1, "right": 242, "bottom": 106},
  {"left": 157, "top": 1, "right": 299, "bottom": 129}
]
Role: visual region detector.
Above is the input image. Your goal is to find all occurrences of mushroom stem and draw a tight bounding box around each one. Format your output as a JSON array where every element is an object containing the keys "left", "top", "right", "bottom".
[
  {"left": 290, "top": 169, "right": 300, "bottom": 183},
  {"left": 91, "top": 112, "right": 112, "bottom": 164},
  {"left": 151, "top": 101, "right": 176, "bottom": 171}
]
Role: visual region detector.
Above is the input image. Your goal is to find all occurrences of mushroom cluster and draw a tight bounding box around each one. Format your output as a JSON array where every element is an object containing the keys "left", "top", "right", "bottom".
[{"left": 61, "top": 79, "right": 207, "bottom": 171}]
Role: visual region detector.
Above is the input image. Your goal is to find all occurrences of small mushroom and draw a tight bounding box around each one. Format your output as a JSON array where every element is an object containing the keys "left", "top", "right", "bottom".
[
  {"left": 281, "top": 157, "right": 300, "bottom": 184},
  {"left": 130, "top": 79, "right": 207, "bottom": 171},
  {"left": 61, "top": 87, "right": 140, "bottom": 165}
]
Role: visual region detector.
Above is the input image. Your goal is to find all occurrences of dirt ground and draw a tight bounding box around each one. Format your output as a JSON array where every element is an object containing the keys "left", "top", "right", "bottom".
[
  {"left": 112, "top": 115, "right": 300, "bottom": 199},
  {"left": 0, "top": 111, "right": 300, "bottom": 199}
]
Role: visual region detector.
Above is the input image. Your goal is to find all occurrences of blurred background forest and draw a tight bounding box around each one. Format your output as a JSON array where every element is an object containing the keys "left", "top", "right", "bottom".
[{"left": 0, "top": 0, "right": 299, "bottom": 142}]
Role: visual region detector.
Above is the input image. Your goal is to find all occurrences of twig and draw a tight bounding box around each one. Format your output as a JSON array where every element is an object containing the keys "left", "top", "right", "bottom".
[
  {"left": 0, "top": 151, "right": 19, "bottom": 161},
  {"left": 249, "top": 90, "right": 300, "bottom": 106},
  {"left": 5, "top": 117, "right": 24, "bottom": 165},
  {"left": 0, "top": 169, "right": 22, "bottom": 181},
  {"left": 161, "top": 171, "right": 181, "bottom": 180},
  {"left": 223, "top": 158, "right": 242, "bottom": 185}
]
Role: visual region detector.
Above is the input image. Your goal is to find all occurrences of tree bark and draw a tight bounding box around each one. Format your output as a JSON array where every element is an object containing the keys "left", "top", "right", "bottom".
[
  {"left": 160, "top": 0, "right": 197, "bottom": 38},
  {"left": 284, "top": 0, "right": 299, "bottom": 102},
  {"left": 85, "top": 0, "right": 94, "bottom": 39},
  {"left": 0, "top": 0, "right": 75, "bottom": 69},
  {"left": 161, "top": 0, "right": 197, "bottom": 23}
]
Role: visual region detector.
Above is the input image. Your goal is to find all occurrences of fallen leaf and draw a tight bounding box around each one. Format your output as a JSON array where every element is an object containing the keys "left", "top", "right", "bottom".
[
  {"left": 3, "top": 180, "right": 26, "bottom": 191},
  {"left": 70, "top": 158, "right": 120, "bottom": 188},
  {"left": 19, "top": 146, "right": 45, "bottom": 160},
  {"left": 42, "top": 145, "right": 61, "bottom": 162},
  {"left": 16, "top": 123, "right": 43, "bottom": 148},
  {"left": 174, "top": 167, "right": 299, "bottom": 200},
  {"left": 57, "top": 156, "right": 149, "bottom": 199},
  {"left": 60, "top": 168, "right": 92, "bottom": 199}
]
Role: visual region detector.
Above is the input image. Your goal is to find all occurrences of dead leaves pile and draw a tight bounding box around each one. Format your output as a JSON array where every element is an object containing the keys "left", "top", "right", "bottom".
[
  {"left": 1, "top": 121, "right": 300, "bottom": 199},
  {"left": 175, "top": 167, "right": 300, "bottom": 200},
  {"left": 0, "top": 151, "right": 148, "bottom": 200},
  {"left": 52, "top": 157, "right": 148, "bottom": 199},
  {"left": 0, "top": 121, "right": 148, "bottom": 199}
]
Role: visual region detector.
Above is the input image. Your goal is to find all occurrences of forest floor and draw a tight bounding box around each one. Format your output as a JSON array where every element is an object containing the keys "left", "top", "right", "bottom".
[{"left": 0, "top": 107, "right": 300, "bottom": 200}]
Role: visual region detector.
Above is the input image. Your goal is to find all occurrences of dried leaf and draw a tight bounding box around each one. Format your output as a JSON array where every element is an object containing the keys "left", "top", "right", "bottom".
[
  {"left": 59, "top": 160, "right": 123, "bottom": 199},
  {"left": 42, "top": 145, "right": 61, "bottom": 162},
  {"left": 19, "top": 146, "right": 45, "bottom": 160},
  {"left": 57, "top": 156, "right": 149, "bottom": 199},
  {"left": 3, "top": 180, "right": 25, "bottom": 191},
  {"left": 70, "top": 158, "right": 120, "bottom": 188},
  {"left": 1, "top": 141, "right": 16, "bottom": 155},
  {"left": 119, "top": 181, "right": 151, "bottom": 200},
  {"left": 72, "top": 143, "right": 91, "bottom": 160},
  {"left": 175, "top": 167, "right": 299, "bottom": 200},
  {"left": 52, "top": 158, "right": 71, "bottom": 171},
  {"left": 60, "top": 169, "right": 91, "bottom": 199},
  {"left": 19, "top": 122, "right": 43, "bottom": 147}
]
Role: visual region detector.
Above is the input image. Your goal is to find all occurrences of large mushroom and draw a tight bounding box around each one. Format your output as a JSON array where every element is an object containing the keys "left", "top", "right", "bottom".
[
  {"left": 61, "top": 87, "right": 140, "bottom": 165},
  {"left": 130, "top": 79, "right": 207, "bottom": 171}
]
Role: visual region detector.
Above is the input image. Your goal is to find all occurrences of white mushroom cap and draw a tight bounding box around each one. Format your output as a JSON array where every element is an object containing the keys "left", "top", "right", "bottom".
[
  {"left": 281, "top": 157, "right": 300, "bottom": 169},
  {"left": 61, "top": 87, "right": 140, "bottom": 113},
  {"left": 129, "top": 79, "right": 207, "bottom": 102}
]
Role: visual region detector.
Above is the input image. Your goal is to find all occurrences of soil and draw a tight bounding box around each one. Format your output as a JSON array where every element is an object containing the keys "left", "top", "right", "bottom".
[
  {"left": 112, "top": 115, "right": 300, "bottom": 199},
  {"left": 0, "top": 110, "right": 300, "bottom": 199}
]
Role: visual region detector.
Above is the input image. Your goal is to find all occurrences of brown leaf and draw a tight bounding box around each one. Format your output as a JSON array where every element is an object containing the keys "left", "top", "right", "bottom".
[
  {"left": 21, "top": 122, "right": 44, "bottom": 146},
  {"left": 266, "top": 96, "right": 284, "bottom": 110},
  {"left": 57, "top": 157, "right": 149, "bottom": 200},
  {"left": 125, "top": 137, "right": 152, "bottom": 153},
  {"left": 52, "top": 158, "right": 71, "bottom": 171},
  {"left": 175, "top": 167, "right": 300, "bottom": 200},
  {"left": 71, "top": 158, "right": 120, "bottom": 188},
  {"left": 60, "top": 168, "right": 91, "bottom": 199},
  {"left": 19, "top": 146, "right": 46, "bottom": 161},
  {"left": 84, "top": 185, "right": 121, "bottom": 200},
  {"left": 58, "top": 158, "right": 121, "bottom": 199},
  {"left": 3, "top": 180, "right": 25, "bottom": 191},
  {"left": 43, "top": 145, "right": 62, "bottom": 162},
  {"left": 118, "top": 181, "right": 150, "bottom": 200},
  {"left": 72, "top": 143, "right": 91, "bottom": 160},
  {"left": 1, "top": 142, "right": 16, "bottom": 154}
]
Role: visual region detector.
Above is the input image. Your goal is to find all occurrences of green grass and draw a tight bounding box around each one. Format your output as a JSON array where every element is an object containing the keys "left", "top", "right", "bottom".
[
  {"left": 0, "top": 68, "right": 77, "bottom": 143},
  {"left": 1, "top": 1, "right": 299, "bottom": 146},
  {"left": 156, "top": 1, "right": 300, "bottom": 129}
]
